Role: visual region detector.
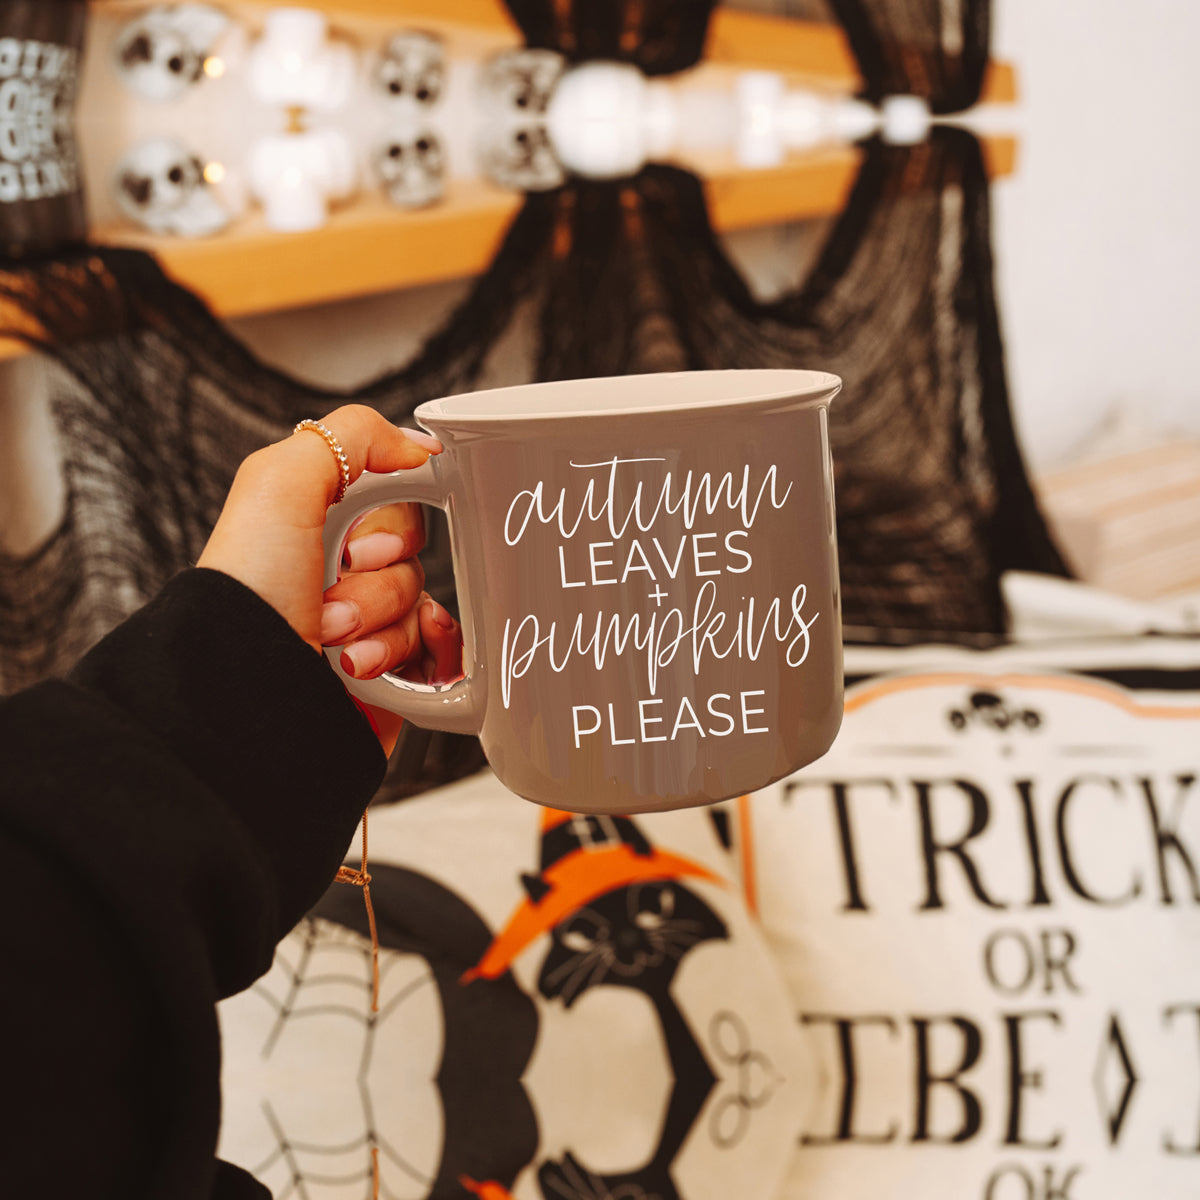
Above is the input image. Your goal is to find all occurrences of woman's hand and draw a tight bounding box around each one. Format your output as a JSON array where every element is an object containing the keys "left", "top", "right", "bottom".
[
  {"left": 197, "top": 404, "right": 463, "bottom": 754},
  {"left": 323, "top": 501, "right": 464, "bottom": 686}
]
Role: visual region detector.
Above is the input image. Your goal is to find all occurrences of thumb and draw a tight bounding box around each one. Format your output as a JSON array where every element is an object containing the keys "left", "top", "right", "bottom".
[{"left": 286, "top": 405, "right": 443, "bottom": 523}]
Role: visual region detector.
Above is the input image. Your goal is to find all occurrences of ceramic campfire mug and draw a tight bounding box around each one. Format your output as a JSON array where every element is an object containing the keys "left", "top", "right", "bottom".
[{"left": 322, "top": 369, "right": 844, "bottom": 815}]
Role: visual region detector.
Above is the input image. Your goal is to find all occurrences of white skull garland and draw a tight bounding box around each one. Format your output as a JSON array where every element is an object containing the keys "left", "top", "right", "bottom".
[
  {"left": 111, "top": 137, "right": 229, "bottom": 237},
  {"left": 370, "top": 32, "right": 447, "bottom": 207},
  {"left": 374, "top": 131, "right": 446, "bottom": 210},
  {"left": 475, "top": 49, "right": 566, "bottom": 192},
  {"left": 112, "top": 3, "right": 231, "bottom": 103},
  {"left": 376, "top": 31, "right": 445, "bottom": 108}
]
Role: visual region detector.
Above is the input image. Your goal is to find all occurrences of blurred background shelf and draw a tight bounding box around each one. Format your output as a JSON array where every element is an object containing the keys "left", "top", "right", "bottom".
[{"left": 0, "top": 2, "right": 1016, "bottom": 360}]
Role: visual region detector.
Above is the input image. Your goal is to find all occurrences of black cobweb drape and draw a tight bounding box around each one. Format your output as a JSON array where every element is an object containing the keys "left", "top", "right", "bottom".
[
  {"left": 0, "top": 0, "right": 1063, "bottom": 799},
  {"left": 827, "top": 0, "right": 992, "bottom": 112},
  {"left": 0, "top": 236, "right": 558, "bottom": 793},
  {"left": 480, "top": 128, "right": 1068, "bottom": 638}
]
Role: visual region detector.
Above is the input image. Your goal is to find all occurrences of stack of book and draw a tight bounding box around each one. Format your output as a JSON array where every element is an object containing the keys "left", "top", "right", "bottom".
[{"left": 1036, "top": 436, "right": 1200, "bottom": 601}]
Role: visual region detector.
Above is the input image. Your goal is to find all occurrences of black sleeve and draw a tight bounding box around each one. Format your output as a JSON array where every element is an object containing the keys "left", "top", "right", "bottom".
[{"left": 0, "top": 568, "right": 387, "bottom": 1198}]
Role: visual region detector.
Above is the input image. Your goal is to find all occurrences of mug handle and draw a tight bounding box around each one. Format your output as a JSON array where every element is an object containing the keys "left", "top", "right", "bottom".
[{"left": 321, "top": 457, "right": 485, "bottom": 736}]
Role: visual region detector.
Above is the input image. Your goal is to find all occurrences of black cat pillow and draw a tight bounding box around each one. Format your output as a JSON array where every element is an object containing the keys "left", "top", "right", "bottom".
[{"left": 219, "top": 772, "right": 812, "bottom": 1200}]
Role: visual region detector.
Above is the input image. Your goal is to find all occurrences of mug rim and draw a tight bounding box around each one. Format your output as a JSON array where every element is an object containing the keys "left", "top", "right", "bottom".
[{"left": 415, "top": 369, "right": 841, "bottom": 425}]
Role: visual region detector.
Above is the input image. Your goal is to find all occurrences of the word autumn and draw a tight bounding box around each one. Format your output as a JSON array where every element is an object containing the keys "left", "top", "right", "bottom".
[
  {"left": 502, "top": 455, "right": 793, "bottom": 546},
  {"left": 498, "top": 456, "right": 820, "bottom": 746}
]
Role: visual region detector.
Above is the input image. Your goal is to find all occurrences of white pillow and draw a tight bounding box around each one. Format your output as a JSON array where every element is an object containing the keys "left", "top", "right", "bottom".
[{"left": 745, "top": 632, "right": 1200, "bottom": 1200}]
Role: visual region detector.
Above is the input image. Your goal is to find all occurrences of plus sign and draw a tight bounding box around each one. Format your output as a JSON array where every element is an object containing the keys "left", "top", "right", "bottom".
[{"left": 649, "top": 585, "right": 668, "bottom": 607}]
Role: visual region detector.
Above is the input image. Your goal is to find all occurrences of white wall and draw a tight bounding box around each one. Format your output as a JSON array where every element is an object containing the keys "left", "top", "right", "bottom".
[{"left": 981, "top": 0, "right": 1200, "bottom": 469}]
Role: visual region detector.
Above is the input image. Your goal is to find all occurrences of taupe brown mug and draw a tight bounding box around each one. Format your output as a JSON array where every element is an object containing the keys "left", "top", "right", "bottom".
[{"left": 322, "top": 369, "right": 843, "bottom": 815}]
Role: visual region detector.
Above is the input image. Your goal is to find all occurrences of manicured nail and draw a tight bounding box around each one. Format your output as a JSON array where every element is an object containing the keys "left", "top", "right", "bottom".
[
  {"left": 341, "top": 639, "right": 389, "bottom": 678},
  {"left": 401, "top": 427, "right": 442, "bottom": 453},
  {"left": 320, "top": 600, "right": 359, "bottom": 644},
  {"left": 341, "top": 516, "right": 366, "bottom": 567},
  {"left": 427, "top": 597, "right": 456, "bottom": 630},
  {"left": 345, "top": 532, "right": 408, "bottom": 571}
]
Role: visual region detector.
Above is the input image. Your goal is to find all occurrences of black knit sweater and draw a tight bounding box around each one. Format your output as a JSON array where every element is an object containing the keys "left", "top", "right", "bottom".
[{"left": 0, "top": 568, "right": 386, "bottom": 1197}]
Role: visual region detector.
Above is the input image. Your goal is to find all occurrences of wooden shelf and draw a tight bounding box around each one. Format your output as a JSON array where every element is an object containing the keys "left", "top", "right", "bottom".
[
  {"left": 0, "top": 134, "right": 1017, "bottom": 360},
  {"left": 95, "top": 181, "right": 525, "bottom": 320},
  {"left": 133, "top": 150, "right": 871, "bottom": 320}
]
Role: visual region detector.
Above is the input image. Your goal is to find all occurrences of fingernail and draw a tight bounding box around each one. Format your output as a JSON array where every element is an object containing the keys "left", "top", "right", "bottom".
[
  {"left": 427, "top": 597, "right": 456, "bottom": 630},
  {"left": 341, "top": 639, "right": 389, "bottom": 678},
  {"left": 341, "top": 516, "right": 366, "bottom": 567},
  {"left": 345, "top": 532, "right": 408, "bottom": 571},
  {"left": 402, "top": 427, "right": 442, "bottom": 453},
  {"left": 321, "top": 600, "right": 360, "bottom": 643}
]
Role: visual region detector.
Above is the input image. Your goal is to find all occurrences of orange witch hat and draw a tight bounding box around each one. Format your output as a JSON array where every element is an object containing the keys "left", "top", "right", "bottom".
[
  {"left": 459, "top": 1176, "right": 516, "bottom": 1200},
  {"left": 461, "top": 808, "right": 720, "bottom": 984}
]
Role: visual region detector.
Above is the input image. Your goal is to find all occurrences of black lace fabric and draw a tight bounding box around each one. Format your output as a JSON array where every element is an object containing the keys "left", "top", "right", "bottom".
[
  {"left": 0, "top": 0, "right": 1065, "bottom": 797},
  {"left": 613, "top": 132, "right": 1067, "bottom": 632},
  {"left": 827, "top": 0, "right": 992, "bottom": 112},
  {"left": 502, "top": 0, "right": 717, "bottom": 75}
]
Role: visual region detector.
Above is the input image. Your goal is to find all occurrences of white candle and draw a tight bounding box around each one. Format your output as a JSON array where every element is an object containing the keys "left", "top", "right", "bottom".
[
  {"left": 249, "top": 129, "right": 358, "bottom": 232},
  {"left": 247, "top": 7, "right": 357, "bottom": 112}
]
